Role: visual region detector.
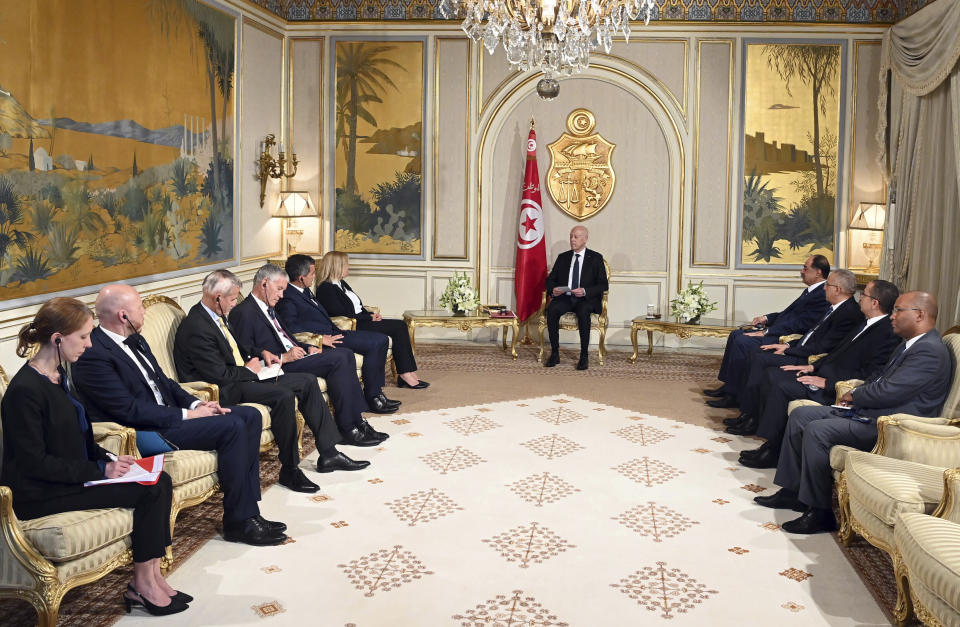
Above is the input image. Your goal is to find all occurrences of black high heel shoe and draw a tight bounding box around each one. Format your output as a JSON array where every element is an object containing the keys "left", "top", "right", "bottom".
[
  {"left": 123, "top": 587, "right": 189, "bottom": 616},
  {"left": 128, "top": 583, "right": 193, "bottom": 604},
  {"left": 397, "top": 377, "right": 429, "bottom": 389}
]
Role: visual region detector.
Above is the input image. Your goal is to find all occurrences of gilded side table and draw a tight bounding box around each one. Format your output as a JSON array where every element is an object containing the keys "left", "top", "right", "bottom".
[
  {"left": 629, "top": 315, "right": 740, "bottom": 361},
  {"left": 403, "top": 309, "right": 520, "bottom": 359}
]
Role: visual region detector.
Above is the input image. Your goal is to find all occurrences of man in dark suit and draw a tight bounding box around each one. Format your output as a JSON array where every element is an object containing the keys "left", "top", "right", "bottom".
[
  {"left": 174, "top": 269, "right": 372, "bottom": 495},
  {"left": 755, "top": 291, "right": 952, "bottom": 534},
  {"left": 735, "top": 279, "right": 901, "bottom": 467},
  {"left": 229, "top": 264, "right": 393, "bottom": 444},
  {"left": 544, "top": 226, "right": 608, "bottom": 370},
  {"left": 73, "top": 284, "right": 287, "bottom": 546},
  {"left": 275, "top": 254, "right": 397, "bottom": 413},
  {"left": 705, "top": 254, "right": 831, "bottom": 408},
  {"left": 724, "top": 268, "right": 865, "bottom": 436}
]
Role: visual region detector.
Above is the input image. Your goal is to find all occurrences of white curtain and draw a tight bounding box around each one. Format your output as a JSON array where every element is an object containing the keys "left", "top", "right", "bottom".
[{"left": 877, "top": 0, "right": 960, "bottom": 331}]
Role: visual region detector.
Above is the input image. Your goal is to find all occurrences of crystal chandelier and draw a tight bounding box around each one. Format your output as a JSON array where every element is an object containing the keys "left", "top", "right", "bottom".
[{"left": 440, "top": 0, "right": 657, "bottom": 99}]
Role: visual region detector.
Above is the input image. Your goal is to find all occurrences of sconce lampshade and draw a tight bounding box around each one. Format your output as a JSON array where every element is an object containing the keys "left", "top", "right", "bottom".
[
  {"left": 273, "top": 191, "right": 317, "bottom": 218},
  {"left": 850, "top": 202, "right": 886, "bottom": 230}
]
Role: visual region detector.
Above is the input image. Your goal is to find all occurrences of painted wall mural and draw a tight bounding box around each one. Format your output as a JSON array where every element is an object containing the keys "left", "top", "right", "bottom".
[
  {"left": 0, "top": 0, "right": 235, "bottom": 306},
  {"left": 333, "top": 39, "right": 423, "bottom": 256},
  {"left": 739, "top": 41, "right": 844, "bottom": 267},
  {"left": 253, "top": 0, "right": 923, "bottom": 23}
]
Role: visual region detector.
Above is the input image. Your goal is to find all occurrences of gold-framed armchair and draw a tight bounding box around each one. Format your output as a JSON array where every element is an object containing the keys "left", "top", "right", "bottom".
[
  {"left": 537, "top": 260, "right": 611, "bottom": 365},
  {"left": 0, "top": 365, "right": 139, "bottom": 626},
  {"left": 893, "top": 468, "right": 960, "bottom": 626},
  {"left": 293, "top": 304, "right": 396, "bottom": 380}
]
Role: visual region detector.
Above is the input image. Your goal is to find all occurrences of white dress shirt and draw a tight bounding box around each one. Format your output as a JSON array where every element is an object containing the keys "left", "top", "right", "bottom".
[
  {"left": 799, "top": 298, "right": 848, "bottom": 346},
  {"left": 252, "top": 294, "right": 295, "bottom": 351},
  {"left": 566, "top": 249, "right": 586, "bottom": 290},
  {"left": 330, "top": 280, "right": 364, "bottom": 314},
  {"left": 850, "top": 314, "right": 888, "bottom": 342}
]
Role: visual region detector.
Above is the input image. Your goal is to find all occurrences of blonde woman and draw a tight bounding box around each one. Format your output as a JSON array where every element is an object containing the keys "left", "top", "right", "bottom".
[{"left": 315, "top": 251, "right": 428, "bottom": 389}]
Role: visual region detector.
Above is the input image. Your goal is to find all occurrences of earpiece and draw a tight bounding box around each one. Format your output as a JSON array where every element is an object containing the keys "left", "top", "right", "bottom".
[
  {"left": 216, "top": 295, "right": 221, "bottom": 302},
  {"left": 54, "top": 337, "right": 62, "bottom": 345},
  {"left": 262, "top": 281, "right": 267, "bottom": 290},
  {"left": 122, "top": 314, "right": 128, "bottom": 320}
]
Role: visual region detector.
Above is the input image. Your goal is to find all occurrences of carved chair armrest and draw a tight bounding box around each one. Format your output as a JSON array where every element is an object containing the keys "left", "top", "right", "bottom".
[
  {"left": 0, "top": 485, "right": 57, "bottom": 584},
  {"left": 874, "top": 415, "right": 960, "bottom": 466},
  {"left": 92, "top": 422, "right": 138, "bottom": 457},
  {"left": 779, "top": 333, "right": 803, "bottom": 344},
  {"left": 294, "top": 332, "right": 325, "bottom": 347},
  {"left": 330, "top": 317, "right": 357, "bottom": 332},
  {"left": 835, "top": 379, "right": 864, "bottom": 403},
  {"left": 180, "top": 381, "right": 220, "bottom": 403},
  {"left": 808, "top": 353, "right": 827, "bottom": 364},
  {"left": 934, "top": 468, "right": 960, "bottom": 523},
  {"left": 366, "top": 305, "right": 381, "bottom": 314}
]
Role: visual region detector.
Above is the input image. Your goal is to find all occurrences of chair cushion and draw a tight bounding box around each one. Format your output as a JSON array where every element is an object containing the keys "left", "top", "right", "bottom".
[
  {"left": 22, "top": 508, "right": 133, "bottom": 563},
  {"left": 896, "top": 512, "right": 960, "bottom": 615},
  {"left": 163, "top": 449, "right": 217, "bottom": 487},
  {"left": 846, "top": 452, "right": 945, "bottom": 526},
  {"left": 559, "top": 312, "right": 600, "bottom": 328},
  {"left": 830, "top": 445, "right": 857, "bottom": 473}
]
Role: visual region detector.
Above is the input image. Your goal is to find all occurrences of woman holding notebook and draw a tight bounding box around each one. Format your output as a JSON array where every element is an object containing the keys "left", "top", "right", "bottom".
[{"left": 0, "top": 297, "right": 188, "bottom": 616}]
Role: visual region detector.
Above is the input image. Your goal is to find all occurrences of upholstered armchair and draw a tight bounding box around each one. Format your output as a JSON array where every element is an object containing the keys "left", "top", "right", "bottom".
[
  {"left": 294, "top": 304, "right": 395, "bottom": 380},
  {"left": 893, "top": 468, "right": 960, "bottom": 626},
  {"left": 0, "top": 365, "right": 138, "bottom": 626},
  {"left": 537, "top": 259, "right": 611, "bottom": 365}
]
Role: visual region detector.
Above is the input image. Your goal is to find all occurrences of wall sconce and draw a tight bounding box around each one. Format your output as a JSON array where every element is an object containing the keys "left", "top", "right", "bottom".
[
  {"left": 257, "top": 134, "right": 298, "bottom": 208},
  {"left": 273, "top": 190, "right": 318, "bottom": 257},
  {"left": 849, "top": 202, "right": 886, "bottom": 273}
]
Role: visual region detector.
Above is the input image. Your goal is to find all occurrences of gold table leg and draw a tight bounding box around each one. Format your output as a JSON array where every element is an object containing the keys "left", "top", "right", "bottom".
[
  {"left": 510, "top": 320, "right": 519, "bottom": 359},
  {"left": 629, "top": 324, "right": 640, "bottom": 363},
  {"left": 406, "top": 321, "right": 417, "bottom": 356},
  {"left": 646, "top": 330, "right": 654, "bottom": 355}
]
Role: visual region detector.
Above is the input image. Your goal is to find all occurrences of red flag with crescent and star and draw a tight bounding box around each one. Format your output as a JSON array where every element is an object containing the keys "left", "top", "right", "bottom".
[{"left": 514, "top": 124, "right": 547, "bottom": 322}]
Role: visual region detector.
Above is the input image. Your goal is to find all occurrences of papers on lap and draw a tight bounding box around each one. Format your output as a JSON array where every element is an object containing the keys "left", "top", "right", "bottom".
[
  {"left": 85, "top": 455, "right": 164, "bottom": 487},
  {"left": 258, "top": 363, "right": 284, "bottom": 380}
]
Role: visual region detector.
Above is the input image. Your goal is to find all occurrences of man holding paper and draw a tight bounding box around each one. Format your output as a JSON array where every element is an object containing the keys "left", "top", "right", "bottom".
[
  {"left": 544, "top": 226, "right": 608, "bottom": 370},
  {"left": 74, "top": 284, "right": 287, "bottom": 547}
]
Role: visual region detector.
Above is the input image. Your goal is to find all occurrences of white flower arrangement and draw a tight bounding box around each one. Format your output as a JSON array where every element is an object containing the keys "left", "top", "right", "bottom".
[
  {"left": 670, "top": 280, "right": 718, "bottom": 323},
  {"left": 439, "top": 271, "right": 481, "bottom": 313}
]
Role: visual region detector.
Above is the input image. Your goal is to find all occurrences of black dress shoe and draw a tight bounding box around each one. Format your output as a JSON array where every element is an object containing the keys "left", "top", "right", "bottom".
[
  {"left": 703, "top": 386, "right": 727, "bottom": 398},
  {"left": 255, "top": 515, "right": 287, "bottom": 533},
  {"left": 545, "top": 352, "right": 559, "bottom": 367},
  {"left": 368, "top": 394, "right": 399, "bottom": 414},
  {"left": 781, "top": 508, "right": 837, "bottom": 534},
  {"left": 371, "top": 393, "right": 401, "bottom": 409},
  {"left": 278, "top": 468, "right": 320, "bottom": 493},
  {"left": 723, "top": 414, "right": 748, "bottom": 427},
  {"left": 707, "top": 395, "right": 739, "bottom": 409},
  {"left": 753, "top": 488, "right": 804, "bottom": 511},
  {"left": 738, "top": 441, "right": 770, "bottom": 460},
  {"left": 317, "top": 450, "right": 371, "bottom": 473},
  {"left": 576, "top": 355, "right": 588, "bottom": 370},
  {"left": 223, "top": 516, "right": 287, "bottom": 546},
  {"left": 341, "top": 427, "right": 382, "bottom": 447},
  {"left": 397, "top": 377, "right": 430, "bottom": 389},
  {"left": 725, "top": 415, "right": 759, "bottom": 436},
  {"left": 739, "top": 446, "right": 778, "bottom": 468},
  {"left": 361, "top": 419, "right": 389, "bottom": 440},
  {"left": 123, "top": 588, "right": 189, "bottom": 616},
  {"left": 128, "top": 583, "right": 193, "bottom": 605}
]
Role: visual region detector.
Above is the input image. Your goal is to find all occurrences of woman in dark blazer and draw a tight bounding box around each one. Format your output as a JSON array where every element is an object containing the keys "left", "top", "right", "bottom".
[
  {"left": 0, "top": 298, "right": 188, "bottom": 616},
  {"left": 315, "top": 251, "right": 428, "bottom": 389}
]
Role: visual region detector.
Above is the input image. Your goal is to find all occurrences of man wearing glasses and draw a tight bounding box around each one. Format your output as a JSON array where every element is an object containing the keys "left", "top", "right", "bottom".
[
  {"left": 705, "top": 255, "right": 831, "bottom": 409},
  {"left": 724, "top": 269, "right": 864, "bottom": 436},
  {"left": 735, "top": 279, "right": 901, "bottom": 467},
  {"left": 755, "top": 291, "right": 951, "bottom": 534}
]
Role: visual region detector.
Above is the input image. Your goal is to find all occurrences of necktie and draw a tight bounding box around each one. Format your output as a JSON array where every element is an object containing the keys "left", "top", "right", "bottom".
[
  {"left": 800, "top": 307, "right": 834, "bottom": 346},
  {"left": 267, "top": 307, "right": 297, "bottom": 349},
  {"left": 304, "top": 287, "right": 320, "bottom": 308},
  {"left": 123, "top": 335, "right": 172, "bottom": 406},
  {"left": 571, "top": 254, "right": 581, "bottom": 291},
  {"left": 874, "top": 343, "right": 908, "bottom": 381},
  {"left": 217, "top": 318, "right": 245, "bottom": 366}
]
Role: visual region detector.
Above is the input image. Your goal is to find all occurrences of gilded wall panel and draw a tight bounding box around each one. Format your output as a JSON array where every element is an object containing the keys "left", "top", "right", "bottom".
[
  {"left": 480, "top": 47, "right": 518, "bottom": 115},
  {"left": 434, "top": 38, "right": 470, "bottom": 259},
  {"left": 290, "top": 37, "right": 324, "bottom": 254},
  {"left": 605, "top": 40, "right": 688, "bottom": 118},
  {"left": 693, "top": 40, "right": 733, "bottom": 267}
]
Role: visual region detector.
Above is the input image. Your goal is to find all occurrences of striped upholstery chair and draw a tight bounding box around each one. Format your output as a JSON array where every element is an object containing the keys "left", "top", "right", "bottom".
[
  {"left": 0, "top": 364, "right": 139, "bottom": 626},
  {"left": 893, "top": 469, "right": 960, "bottom": 626}
]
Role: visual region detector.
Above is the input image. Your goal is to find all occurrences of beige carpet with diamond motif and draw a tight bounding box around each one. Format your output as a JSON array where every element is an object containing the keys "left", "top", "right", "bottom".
[{"left": 112, "top": 357, "right": 889, "bottom": 626}]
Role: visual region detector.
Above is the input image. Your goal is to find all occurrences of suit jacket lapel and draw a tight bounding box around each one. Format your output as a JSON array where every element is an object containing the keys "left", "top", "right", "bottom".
[
  {"left": 96, "top": 328, "right": 159, "bottom": 399},
  {"left": 199, "top": 308, "right": 239, "bottom": 361}
]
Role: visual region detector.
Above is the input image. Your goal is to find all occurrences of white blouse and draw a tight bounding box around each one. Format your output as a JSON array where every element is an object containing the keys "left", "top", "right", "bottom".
[{"left": 331, "top": 280, "right": 364, "bottom": 314}]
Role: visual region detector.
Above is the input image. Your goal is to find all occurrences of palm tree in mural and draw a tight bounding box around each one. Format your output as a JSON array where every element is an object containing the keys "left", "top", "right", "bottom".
[
  {"left": 0, "top": 176, "right": 36, "bottom": 277},
  {"left": 336, "top": 43, "right": 404, "bottom": 195},
  {"left": 764, "top": 44, "right": 840, "bottom": 199}
]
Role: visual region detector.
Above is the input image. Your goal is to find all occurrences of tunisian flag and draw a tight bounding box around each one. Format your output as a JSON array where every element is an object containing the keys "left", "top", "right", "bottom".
[{"left": 514, "top": 125, "right": 547, "bottom": 322}]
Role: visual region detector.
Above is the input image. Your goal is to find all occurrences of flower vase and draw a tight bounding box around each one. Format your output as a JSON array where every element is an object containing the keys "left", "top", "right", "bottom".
[
  {"left": 452, "top": 305, "right": 466, "bottom": 317},
  {"left": 687, "top": 315, "right": 701, "bottom": 325}
]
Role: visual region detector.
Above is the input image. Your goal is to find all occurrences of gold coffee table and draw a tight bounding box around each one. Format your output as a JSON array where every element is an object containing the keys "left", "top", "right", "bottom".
[
  {"left": 403, "top": 309, "right": 521, "bottom": 359},
  {"left": 629, "top": 314, "right": 741, "bottom": 361}
]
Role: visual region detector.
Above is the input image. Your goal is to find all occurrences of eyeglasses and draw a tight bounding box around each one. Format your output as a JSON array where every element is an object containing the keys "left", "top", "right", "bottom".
[
  {"left": 825, "top": 283, "right": 841, "bottom": 290},
  {"left": 892, "top": 307, "right": 922, "bottom": 313},
  {"left": 861, "top": 292, "right": 877, "bottom": 301}
]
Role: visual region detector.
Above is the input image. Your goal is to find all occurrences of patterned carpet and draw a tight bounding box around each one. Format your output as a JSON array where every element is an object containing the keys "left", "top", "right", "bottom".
[{"left": 0, "top": 344, "right": 906, "bottom": 626}]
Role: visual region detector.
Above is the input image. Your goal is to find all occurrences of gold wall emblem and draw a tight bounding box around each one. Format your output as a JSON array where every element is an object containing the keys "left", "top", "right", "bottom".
[{"left": 547, "top": 109, "right": 616, "bottom": 221}]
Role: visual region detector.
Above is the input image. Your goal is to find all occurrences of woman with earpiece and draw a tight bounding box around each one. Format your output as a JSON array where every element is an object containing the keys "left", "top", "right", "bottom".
[
  {"left": 315, "top": 251, "right": 429, "bottom": 389},
  {"left": 0, "top": 297, "right": 188, "bottom": 616}
]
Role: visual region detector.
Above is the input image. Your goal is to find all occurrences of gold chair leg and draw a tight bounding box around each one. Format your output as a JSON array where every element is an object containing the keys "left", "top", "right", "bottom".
[
  {"left": 836, "top": 474, "right": 855, "bottom": 546},
  {"left": 892, "top": 551, "right": 913, "bottom": 626},
  {"left": 598, "top": 328, "right": 606, "bottom": 365},
  {"left": 537, "top": 322, "right": 546, "bottom": 363}
]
